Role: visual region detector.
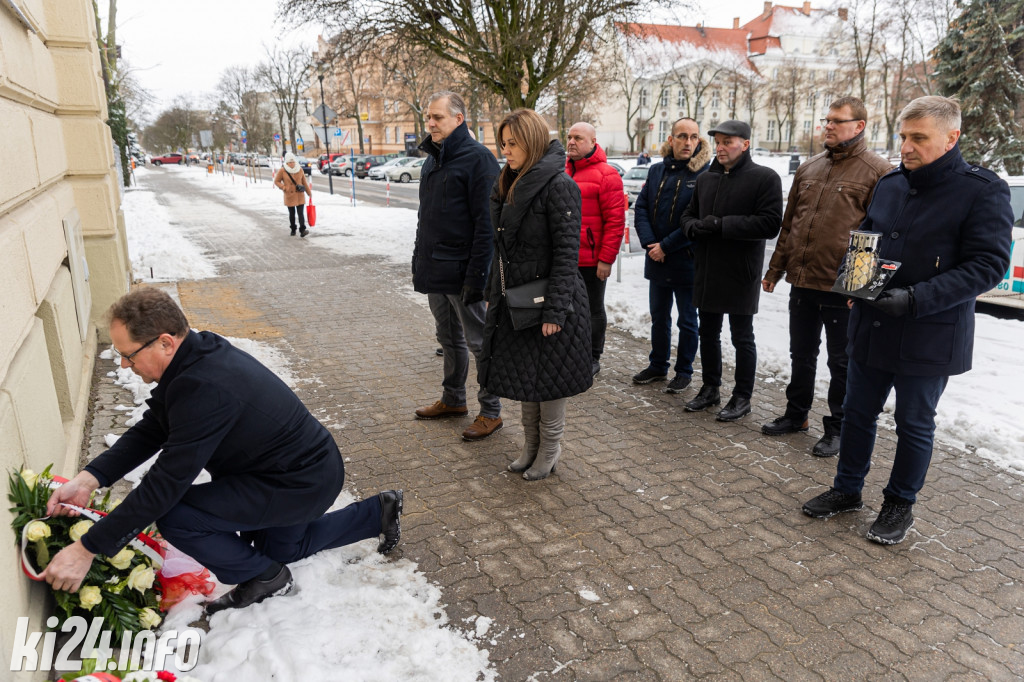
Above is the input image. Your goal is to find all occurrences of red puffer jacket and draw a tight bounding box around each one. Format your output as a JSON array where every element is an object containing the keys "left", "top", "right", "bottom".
[{"left": 566, "top": 144, "right": 626, "bottom": 266}]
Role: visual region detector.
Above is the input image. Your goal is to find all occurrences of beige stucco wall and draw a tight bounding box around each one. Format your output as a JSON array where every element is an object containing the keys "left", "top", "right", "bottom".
[{"left": 0, "top": 1, "right": 130, "bottom": 675}]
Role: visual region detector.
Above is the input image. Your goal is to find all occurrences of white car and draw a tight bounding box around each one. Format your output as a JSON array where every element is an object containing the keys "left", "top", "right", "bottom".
[
  {"left": 622, "top": 165, "right": 650, "bottom": 207},
  {"left": 978, "top": 176, "right": 1024, "bottom": 309},
  {"left": 384, "top": 157, "right": 426, "bottom": 183},
  {"left": 368, "top": 156, "right": 418, "bottom": 180}
]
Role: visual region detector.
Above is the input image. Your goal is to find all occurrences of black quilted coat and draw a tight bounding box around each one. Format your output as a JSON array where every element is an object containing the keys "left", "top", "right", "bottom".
[{"left": 481, "top": 141, "right": 594, "bottom": 403}]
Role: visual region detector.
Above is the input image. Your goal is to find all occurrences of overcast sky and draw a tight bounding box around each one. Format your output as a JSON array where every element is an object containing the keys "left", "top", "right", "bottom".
[{"left": 107, "top": 0, "right": 782, "bottom": 121}]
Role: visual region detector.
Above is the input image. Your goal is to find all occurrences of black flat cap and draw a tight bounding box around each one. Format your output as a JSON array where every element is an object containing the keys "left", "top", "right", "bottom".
[{"left": 707, "top": 120, "right": 751, "bottom": 140}]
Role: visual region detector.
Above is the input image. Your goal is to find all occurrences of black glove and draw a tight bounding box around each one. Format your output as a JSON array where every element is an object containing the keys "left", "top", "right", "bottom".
[
  {"left": 461, "top": 285, "right": 484, "bottom": 305},
  {"left": 690, "top": 216, "right": 721, "bottom": 238},
  {"left": 869, "top": 286, "right": 914, "bottom": 317}
]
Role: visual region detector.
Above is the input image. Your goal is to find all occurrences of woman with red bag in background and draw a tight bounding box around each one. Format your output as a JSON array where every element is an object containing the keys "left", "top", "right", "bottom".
[{"left": 274, "top": 152, "right": 313, "bottom": 237}]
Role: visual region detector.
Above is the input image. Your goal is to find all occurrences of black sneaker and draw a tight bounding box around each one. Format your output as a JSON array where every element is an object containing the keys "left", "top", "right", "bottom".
[
  {"left": 812, "top": 433, "right": 841, "bottom": 457},
  {"left": 761, "top": 415, "right": 809, "bottom": 435},
  {"left": 866, "top": 497, "right": 914, "bottom": 545},
  {"left": 205, "top": 565, "right": 293, "bottom": 615},
  {"left": 802, "top": 488, "right": 863, "bottom": 519},
  {"left": 632, "top": 367, "right": 668, "bottom": 384},
  {"left": 377, "top": 490, "right": 403, "bottom": 554},
  {"left": 665, "top": 374, "right": 692, "bottom": 394}
]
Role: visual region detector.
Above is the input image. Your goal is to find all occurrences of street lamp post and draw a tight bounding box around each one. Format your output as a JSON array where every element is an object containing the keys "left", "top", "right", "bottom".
[{"left": 318, "top": 65, "right": 334, "bottom": 196}]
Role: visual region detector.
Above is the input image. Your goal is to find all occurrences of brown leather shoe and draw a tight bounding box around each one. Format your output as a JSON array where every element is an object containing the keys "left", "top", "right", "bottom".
[
  {"left": 462, "top": 415, "right": 503, "bottom": 441},
  {"left": 415, "top": 400, "right": 468, "bottom": 420}
]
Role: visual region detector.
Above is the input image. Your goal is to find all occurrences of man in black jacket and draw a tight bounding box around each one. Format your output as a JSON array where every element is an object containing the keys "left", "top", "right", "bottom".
[
  {"left": 632, "top": 117, "right": 711, "bottom": 394},
  {"left": 42, "top": 288, "right": 403, "bottom": 613},
  {"left": 803, "top": 96, "right": 1012, "bottom": 544},
  {"left": 680, "top": 120, "right": 782, "bottom": 421},
  {"left": 413, "top": 90, "right": 503, "bottom": 441}
]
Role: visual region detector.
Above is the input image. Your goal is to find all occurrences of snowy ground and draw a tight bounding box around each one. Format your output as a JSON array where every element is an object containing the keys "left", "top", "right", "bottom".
[{"left": 111, "top": 160, "right": 1024, "bottom": 679}]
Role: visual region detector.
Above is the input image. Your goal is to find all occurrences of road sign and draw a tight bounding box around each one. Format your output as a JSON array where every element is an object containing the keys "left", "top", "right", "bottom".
[
  {"left": 241, "top": 130, "right": 247, "bottom": 143},
  {"left": 312, "top": 104, "right": 336, "bottom": 126},
  {"left": 199, "top": 130, "right": 213, "bottom": 147},
  {"left": 273, "top": 133, "right": 281, "bottom": 141},
  {"left": 334, "top": 128, "right": 341, "bottom": 136}
]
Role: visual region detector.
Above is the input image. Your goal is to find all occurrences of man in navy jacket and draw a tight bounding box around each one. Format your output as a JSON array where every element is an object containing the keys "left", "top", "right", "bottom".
[
  {"left": 803, "top": 96, "right": 1013, "bottom": 544},
  {"left": 632, "top": 117, "right": 711, "bottom": 393},
  {"left": 42, "top": 288, "right": 403, "bottom": 613},
  {"left": 413, "top": 90, "right": 503, "bottom": 441}
]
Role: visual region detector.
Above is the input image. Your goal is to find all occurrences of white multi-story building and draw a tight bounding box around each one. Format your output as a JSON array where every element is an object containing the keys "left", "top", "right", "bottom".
[{"left": 594, "top": 2, "right": 889, "bottom": 157}]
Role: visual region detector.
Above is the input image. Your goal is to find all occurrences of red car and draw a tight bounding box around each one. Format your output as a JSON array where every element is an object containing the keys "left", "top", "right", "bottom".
[{"left": 151, "top": 153, "right": 185, "bottom": 166}]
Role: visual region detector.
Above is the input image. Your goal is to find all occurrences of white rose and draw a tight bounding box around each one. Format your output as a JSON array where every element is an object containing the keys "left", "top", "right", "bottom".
[
  {"left": 127, "top": 564, "right": 155, "bottom": 593},
  {"left": 79, "top": 586, "right": 102, "bottom": 610},
  {"left": 20, "top": 469, "right": 38, "bottom": 489},
  {"left": 69, "top": 520, "right": 93, "bottom": 542},
  {"left": 138, "top": 607, "right": 162, "bottom": 630},
  {"left": 25, "top": 520, "right": 51, "bottom": 542},
  {"left": 107, "top": 547, "right": 135, "bottom": 571}
]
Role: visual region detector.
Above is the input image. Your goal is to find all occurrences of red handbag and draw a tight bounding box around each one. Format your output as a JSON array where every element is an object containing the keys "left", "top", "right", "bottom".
[{"left": 306, "top": 198, "right": 316, "bottom": 227}]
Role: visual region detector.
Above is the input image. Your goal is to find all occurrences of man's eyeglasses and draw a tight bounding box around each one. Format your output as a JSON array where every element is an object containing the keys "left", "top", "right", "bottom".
[
  {"left": 820, "top": 118, "right": 860, "bottom": 127},
  {"left": 114, "top": 336, "right": 161, "bottom": 366}
]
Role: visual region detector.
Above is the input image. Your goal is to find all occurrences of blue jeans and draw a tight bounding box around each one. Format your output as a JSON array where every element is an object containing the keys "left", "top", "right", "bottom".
[
  {"left": 697, "top": 312, "right": 756, "bottom": 399},
  {"left": 833, "top": 358, "right": 949, "bottom": 503},
  {"left": 157, "top": 496, "right": 382, "bottom": 584},
  {"left": 785, "top": 287, "right": 850, "bottom": 435},
  {"left": 648, "top": 279, "right": 698, "bottom": 376},
  {"left": 428, "top": 293, "right": 501, "bottom": 418}
]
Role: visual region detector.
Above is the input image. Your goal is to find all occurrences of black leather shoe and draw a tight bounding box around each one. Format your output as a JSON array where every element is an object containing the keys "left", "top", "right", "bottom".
[
  {"left": 591, "top": 360, "right": 601, "bottom": 376},
  {"left": 761, "top": 415, "right": 809, "bottom": 435},
  {"left": 377, "top": 490, "right": 403, "bottom": 554},
  {"left": 716, "top": 396, "right": 751, "bottom": 421},
  {"left": 684, "top": 385, "right": 720, "bottom": 412},
  {"left": 812, "top": 433, "right": 841, "bottom": 457},
  {"left": 802, "top": 488, "right": 863, "bottom": 519},
  {"left": 205, "top": 565, "right": 293, "bottom": 615}
]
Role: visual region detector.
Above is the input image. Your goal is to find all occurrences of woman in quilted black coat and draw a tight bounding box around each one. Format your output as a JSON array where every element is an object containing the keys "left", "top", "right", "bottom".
[{"left": 482, "top": 109, "right": 593, "bottom": 480}]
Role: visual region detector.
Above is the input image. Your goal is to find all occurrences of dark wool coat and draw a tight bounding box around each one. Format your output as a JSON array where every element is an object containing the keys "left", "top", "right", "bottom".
[
  {"left": 680, "top": 150, "right": 783, "bottom": 315},
  {"left": 482, "top": 140, "right": 594, "bottom": 402},
  {"left": 848, "top": 145, "right": 1012, "bottom": 377},
  {"left": 413, "top": 122, "right": 500, "bottom": 294},
  {"left": 82, "top": 331, "right": 344, "bottom": 556},
  {"left": 633, "top": 141, "right": 712, "bottom": 283},
  {"left": 565, "top": 143, "right": 626, "bottom": 266}
]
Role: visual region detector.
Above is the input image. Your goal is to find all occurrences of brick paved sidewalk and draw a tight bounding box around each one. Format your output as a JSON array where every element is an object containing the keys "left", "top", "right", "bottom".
[{"left": 84, "top": 173, "right": 1024, "bottom": 680}]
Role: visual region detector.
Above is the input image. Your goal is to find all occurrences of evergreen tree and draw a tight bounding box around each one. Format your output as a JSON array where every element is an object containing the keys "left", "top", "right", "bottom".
[{"left": 933, "top": 0, "right": 1024, "bottom": 174}]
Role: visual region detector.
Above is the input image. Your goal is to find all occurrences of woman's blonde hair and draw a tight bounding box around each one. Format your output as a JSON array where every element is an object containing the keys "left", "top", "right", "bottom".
[{"left": 497, "top": 109, "right": 551, "bottom": 203}]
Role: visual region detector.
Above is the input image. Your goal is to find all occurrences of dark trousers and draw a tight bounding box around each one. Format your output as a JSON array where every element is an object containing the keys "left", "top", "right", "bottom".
[
  {"left": 288, "top": 205, "right": 306, "bottom": 230},
  {"left": 579, "top": 267, "right": 606, "bottom": 361},
  {"left": 698, "top": 312, "right": 756, "bottom": 399},
  {"left": 833, "top": 358, "right": 949, "bottom": 503},
  {"left": 648, "top": 278, "right": 698, "bottom": 376},
  {"left": 785, "top": 287, "right": 850, "bottom": 435},
  {"left": 157, "top": 496, "right": 382, "bottom": 584}
]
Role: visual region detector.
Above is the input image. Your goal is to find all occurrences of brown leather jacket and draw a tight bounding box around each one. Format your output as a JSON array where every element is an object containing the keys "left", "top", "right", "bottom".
[{"left": 764, "top": 136, "right": 892, "bottom": 291}]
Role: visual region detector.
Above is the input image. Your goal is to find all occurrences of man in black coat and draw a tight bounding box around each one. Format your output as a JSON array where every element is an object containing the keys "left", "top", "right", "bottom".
[
  {"left": 680, "top": 120, "right": 783, "bottom": 421},
  {"left": 42, "top": 288, "right": 403, "bottom": 613},
  {"left": 413, "top": 90, "right": 503, "bottom": 441},
  {"left": 803, "top": 96, "right": 1013, "bottom": 544}
]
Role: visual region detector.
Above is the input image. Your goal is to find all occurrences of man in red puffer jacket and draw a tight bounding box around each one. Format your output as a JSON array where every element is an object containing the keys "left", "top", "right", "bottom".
[{"left": 566, "top": 122, "right": 626, "bottom": 376}]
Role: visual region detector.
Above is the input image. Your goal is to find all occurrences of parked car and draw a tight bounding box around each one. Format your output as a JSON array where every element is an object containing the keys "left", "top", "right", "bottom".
[
  {"left": 318, "top": 153, "right": 347, "bottom": 173},
  {"left": 294, "top": 156, "right": 314, "bottom": 175},
  {"left": 384, "top": 157, "right": 427, "bottom": 183},
  {"left": 150, "top": 153, "right": 184, "bottom": 166},
  {"left": 978, "top": 176, "right": 1024, "bottom": 309},
  {"left": 622, "top": 165, "right": 650, "bottom": 207},
  {"left": 353, "top": 155, "right": 388, "bottom": 178},
  {"left": 368, "top": 156, "right": 418, "bottom": 180},
  {"left": 752, "top": 147, "right": 772, "bottom": 156},
  {"left": 329, "top": 156, "right": 358, "bottom": 177}
]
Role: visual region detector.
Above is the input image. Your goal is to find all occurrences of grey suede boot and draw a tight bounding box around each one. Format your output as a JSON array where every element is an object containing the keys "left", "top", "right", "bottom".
[
  {"left": 508, "top": 442, "right": 538, "bottom": 473},
  {"left": 523, "top": 441, "right": 560, "bottom": 481}
]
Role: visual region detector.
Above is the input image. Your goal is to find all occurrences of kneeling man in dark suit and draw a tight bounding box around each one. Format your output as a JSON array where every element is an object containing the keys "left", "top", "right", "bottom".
[{"left": 42, "top": 287, "right": 403, "bottom": 613}]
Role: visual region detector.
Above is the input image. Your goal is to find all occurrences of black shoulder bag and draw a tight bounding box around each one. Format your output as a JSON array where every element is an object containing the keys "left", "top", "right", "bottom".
[{"left": 496, "top": 233, "right": 549, "bottom": 331}]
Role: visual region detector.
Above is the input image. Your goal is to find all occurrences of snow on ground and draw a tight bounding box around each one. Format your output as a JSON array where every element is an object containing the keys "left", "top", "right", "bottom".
[{"left": 161, "top": 161, "right": 1024, "bottom": 474}]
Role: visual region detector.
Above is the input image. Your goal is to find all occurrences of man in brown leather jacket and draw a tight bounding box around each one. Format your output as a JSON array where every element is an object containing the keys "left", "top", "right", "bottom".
[{"left": 761, "top": 97, "right": 891, "bottom": 457}]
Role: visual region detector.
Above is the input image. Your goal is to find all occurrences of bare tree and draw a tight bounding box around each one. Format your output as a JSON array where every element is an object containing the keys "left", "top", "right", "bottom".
[
  {"left": 282, "top": 0, "right": 672, "bottom": 110},
  {"left": 216, "top": 66, "right": 276, "bottom": 153},
  {"left": 142, "top": 96, "right": 208, "bottom": 152},
  {"left": 764, "top": 60, "right": 809, "bottom": 152},
  {"left": 606, "top": 25, "right": 680, "bottom": 153},
  {"left": 318, "top": 30, "right": 378, "bottom": 154},
  {"left": 257, "top": 45, "right": 314, "bottom": 155},
  {"left": 375, "top": 39, "right": 449, "bottom": 141}
]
